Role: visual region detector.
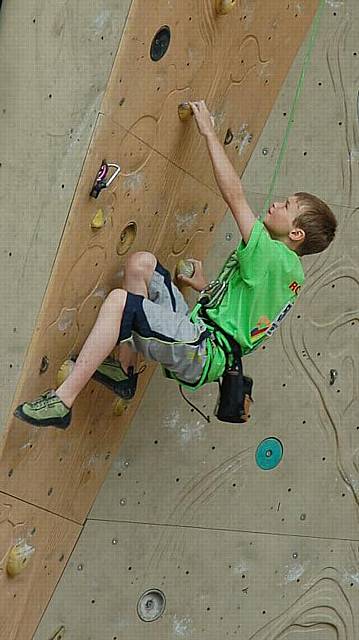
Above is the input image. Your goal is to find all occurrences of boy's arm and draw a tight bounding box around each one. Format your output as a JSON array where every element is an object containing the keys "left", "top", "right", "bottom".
[{"left": 205, "top": 130, "right": 257, "bottom": 244}]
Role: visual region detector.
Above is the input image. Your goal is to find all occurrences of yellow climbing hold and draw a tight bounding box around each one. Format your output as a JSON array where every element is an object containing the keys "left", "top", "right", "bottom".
[
  {"left": 91, "top": 209, "right": 105, "bottom": 229},
  {"left": 215, "top": 0, "right": 236, "bottom": 15},
  {"left": 175, "top": 259, "right": 195, "bottom": 279},
  {"left": 114, "top": 398, "right": 130, "bottom": 416},
  {"left": 178, "top": 102, "right": 193, "bottom": 121},
  {"left": 57, "top": 359, "right": 75, "bottom": 386},
  {"left": 6, "top": 539, "right": 35, "bottom": 576}
]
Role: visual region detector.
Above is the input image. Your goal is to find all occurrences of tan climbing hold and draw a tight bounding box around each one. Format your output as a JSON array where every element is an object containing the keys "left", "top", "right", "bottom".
[
  {"left": 6, "top": 539, "right": 35, "bottom": 576},
  {"left": 114, "top": 398, "right": 130, "bottom": 416},
  {"left": 116, "top": 222, "right": 137, "bottom": 255},
  {"left": 178, "top": 102, "right": 193, "bottom": 121},
  {"left": 215, "top": 0, "right": 236, "bottom": 15},
  {"left": 57, "top": 359, "right": 75, "bottom": 387},
  {"left": 91, "top": 209, "right": 106, "bottom": 229},
  {"left": 175, "top": 259, "right": 195, "bottom": 279}
]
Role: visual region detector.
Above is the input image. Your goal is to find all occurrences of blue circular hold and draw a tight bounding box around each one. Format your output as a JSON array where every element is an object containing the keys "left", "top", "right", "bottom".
[{"left": 255, "top": 437, "right": 283, "bottom": 470}]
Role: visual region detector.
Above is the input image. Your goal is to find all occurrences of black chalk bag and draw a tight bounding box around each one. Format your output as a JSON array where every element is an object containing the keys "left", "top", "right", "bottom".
[{"left": 198, "top": 305, "right": 253, "bottom": 423}]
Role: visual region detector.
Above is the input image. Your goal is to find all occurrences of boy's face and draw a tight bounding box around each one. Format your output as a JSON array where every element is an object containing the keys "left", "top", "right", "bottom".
[{"left": 264, "top": 195, "right": 304, "bottom": 246}]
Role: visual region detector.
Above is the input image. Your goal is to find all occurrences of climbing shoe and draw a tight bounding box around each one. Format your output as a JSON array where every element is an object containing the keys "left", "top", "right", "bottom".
[
  {"left": 92, "top": 356, "right": 145, "bottom": 400},
  {"left": 14, "top": 390, "right": 72, "bottom": 429}
]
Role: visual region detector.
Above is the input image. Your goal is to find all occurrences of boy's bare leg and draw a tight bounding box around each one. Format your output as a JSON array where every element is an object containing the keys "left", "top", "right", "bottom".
[
  {"left": 117, "top": 252, "right": 157, "bottom": 372},
  {"left": 55, "top": 252, "right": 157, "bottom": 408},
  {"left": 56, "top": 289, "right": 127, "bottom": 408}
]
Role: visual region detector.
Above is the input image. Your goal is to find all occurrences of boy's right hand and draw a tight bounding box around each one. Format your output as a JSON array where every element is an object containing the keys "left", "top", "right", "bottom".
[
  {"left": 189, "top": 100, "right": 216, "bottom": 138},
  {"left": 176, "top": 259, "right": 208, "bottom": 292}
]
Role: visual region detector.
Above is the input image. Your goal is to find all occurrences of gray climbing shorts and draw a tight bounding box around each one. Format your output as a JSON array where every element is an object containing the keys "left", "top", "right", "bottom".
[{"left": 117, "top": 261, "right": 210, "bottom": 384}]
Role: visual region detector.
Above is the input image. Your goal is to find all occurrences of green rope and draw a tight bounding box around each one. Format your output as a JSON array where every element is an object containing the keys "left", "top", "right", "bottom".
[{"left": 260, "top": 0, "right": 326, "bottom": 219}]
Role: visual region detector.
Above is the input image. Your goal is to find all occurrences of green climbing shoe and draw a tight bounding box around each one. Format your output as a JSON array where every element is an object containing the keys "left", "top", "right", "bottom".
[
  {"left": 92, "top": 357, "right": 144, "bottom": 400},
  {"left": 14, "top": 390, "right": 72, "bottom": 429}
]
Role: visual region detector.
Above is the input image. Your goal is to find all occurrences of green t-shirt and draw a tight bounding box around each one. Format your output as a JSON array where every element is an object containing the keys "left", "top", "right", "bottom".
[{"left": 165, "top": 219, "right": 304, "bottom": 391}]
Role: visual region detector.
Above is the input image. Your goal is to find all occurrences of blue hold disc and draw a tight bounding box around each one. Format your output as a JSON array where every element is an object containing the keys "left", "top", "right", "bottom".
[{"left": 255, "top": 437, "right": 283, "bottom": 470}]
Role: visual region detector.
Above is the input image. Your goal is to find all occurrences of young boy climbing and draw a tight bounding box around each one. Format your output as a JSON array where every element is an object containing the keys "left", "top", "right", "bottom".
[{"left": 14, "top": 100, "right": 337, "bottom": 429}]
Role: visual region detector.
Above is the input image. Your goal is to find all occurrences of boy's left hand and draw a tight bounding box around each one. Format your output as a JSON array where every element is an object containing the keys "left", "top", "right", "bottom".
[
  {"left": 189, "top": 100, "right": 216, "bottom": 137},
  {"left": 176, "top": 259, "right": 208, "bottom": 292}
]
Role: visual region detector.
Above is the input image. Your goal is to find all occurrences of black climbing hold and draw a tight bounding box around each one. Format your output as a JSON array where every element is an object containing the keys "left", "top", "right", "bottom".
[
  {"left": 150, "top": 26, "right": 171, "bottom": 62},
  {"left": 224, "top": 128, "right": 234, "bottom": 145},
  {"left": 39, "top": 355, "right": 49, "bottom": 374}
]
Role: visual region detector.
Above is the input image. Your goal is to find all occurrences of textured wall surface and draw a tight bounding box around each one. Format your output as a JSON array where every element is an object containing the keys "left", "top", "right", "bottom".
[
  {"left": 3, "top": 0, "right": 359, "bottom": 639},
  {"left": 0, "top": 0, "right": 132, "bottom": 430},
  {"left": 0, "top": 0, "right": 318, "bottom": 522},
  {"left": 34, "top": 1, "right": 359, "bottom": 638}
]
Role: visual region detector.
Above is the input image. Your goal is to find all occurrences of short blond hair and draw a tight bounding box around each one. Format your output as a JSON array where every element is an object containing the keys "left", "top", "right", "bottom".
[{"left": 293, "top": 192, "right": 337, "bottom": 256}]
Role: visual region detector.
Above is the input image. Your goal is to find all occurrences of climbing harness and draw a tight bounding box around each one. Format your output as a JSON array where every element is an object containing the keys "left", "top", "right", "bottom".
[
  {"left": 179, "top": 0, "right": 326, "bottom": 422},
  {"left": 179, "top": 311, "right": 254, "bottom": 424}
]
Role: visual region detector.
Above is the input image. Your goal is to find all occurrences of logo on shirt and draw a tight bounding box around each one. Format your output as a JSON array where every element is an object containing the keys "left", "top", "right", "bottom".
[
  {"left": 289, "top": 281, "right": 301, "bottom": 295},
  {"left": 251, "top": 316, "right": 271, "bottom": 343},
  {"left": 265, "top": 302, "right": 294, "bottom": 337}
]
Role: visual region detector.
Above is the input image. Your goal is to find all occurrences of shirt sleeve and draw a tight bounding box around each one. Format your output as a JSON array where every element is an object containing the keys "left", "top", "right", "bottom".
[{"left": 235, "top": 218, "right": 274, "bottom": 284}]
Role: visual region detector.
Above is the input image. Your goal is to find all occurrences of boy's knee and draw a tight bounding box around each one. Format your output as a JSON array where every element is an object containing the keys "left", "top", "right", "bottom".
[
  {"left": 106, "top": 288, "right": 127, "bottom": 310},
  {"left": 125, "top": 251, "right": 157, "bottom": 275}
]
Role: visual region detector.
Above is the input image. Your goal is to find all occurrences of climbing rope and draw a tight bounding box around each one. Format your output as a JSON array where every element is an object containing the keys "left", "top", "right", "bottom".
[{"left": 261, "top": 0, "right": 326, "bottom": 219}]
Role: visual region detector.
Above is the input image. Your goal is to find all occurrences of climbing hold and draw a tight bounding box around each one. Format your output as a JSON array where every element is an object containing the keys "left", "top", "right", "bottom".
[
  {"left": 91, "top": 209, "right": 106, "bottom": 229},
  {"left": 224, "top": 128, "right": 234, "bottom": 145},
  {"left": 116, "top": 222, "right": 137, "bottom": 255},
  {"left": 175, "top": 259, "right": 195, "bottom": 279},
  {"left": 215, "top": 0, "right": 236, "bottom": 15},
  {"left": 137, "top": 589, "right": 166, "bottom": 622},
  {"left": 150, "top": 26, "right": 171, "bottom": 62},
  {"left": 178, "top": 102, "right": 193, "bottom": 121},
  {"left": 255, "top": 437, "right": 283, "bottom": 470},
  {"left": 114, "top": 398, "right": 130, "bottom": 416},
  {"left": 39, "top": 355, "right": 49, "bottom": 374},
  {"left": 57, "top": 359, "right": 75, "bottom": 387},
  {"left": 6, "top": 539, "right": 35, "bottom": 576}
]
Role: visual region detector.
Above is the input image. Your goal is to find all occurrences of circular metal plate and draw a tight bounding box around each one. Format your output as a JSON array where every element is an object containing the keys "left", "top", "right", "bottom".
[
  {"left": 137, "top": 589, "right": 166, "bottom": 622},
  {"left": 150, "top": 26, "right": 171, "bottom": 61},
  {"left": 255, "top": 437, "right": 283, "bottom": 470}
]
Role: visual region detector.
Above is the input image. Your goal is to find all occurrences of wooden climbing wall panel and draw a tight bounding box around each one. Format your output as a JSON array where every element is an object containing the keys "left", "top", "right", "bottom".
[
  {"left": 0, "top": 0, "right": 319, "bottom": 636},
  {"left": 0, "top": 493, "right": 80, "bottom": 639},
  {"left": 0, "top": 116, "right": 226, "bottom": 523}
]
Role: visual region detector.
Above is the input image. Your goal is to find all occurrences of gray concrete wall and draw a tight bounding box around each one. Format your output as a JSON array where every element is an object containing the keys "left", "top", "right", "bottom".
[{"left": 0, "top": 0, "right": 132, "bottom": 429}]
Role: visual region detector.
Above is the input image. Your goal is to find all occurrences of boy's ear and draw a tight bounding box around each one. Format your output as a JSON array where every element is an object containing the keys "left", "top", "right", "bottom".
[{"left": 289, "top": 227, "right": 305, "bottom": 243}]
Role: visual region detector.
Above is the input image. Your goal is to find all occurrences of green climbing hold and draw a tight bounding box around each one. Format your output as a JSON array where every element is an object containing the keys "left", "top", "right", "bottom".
[{"left": 255, "top": 437, "right": 283, "bottom": 470}]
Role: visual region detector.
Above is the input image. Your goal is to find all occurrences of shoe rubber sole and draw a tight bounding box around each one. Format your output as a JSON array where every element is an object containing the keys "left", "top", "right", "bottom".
[
  {"left": 91, "top": 369, "right": 135, "bottom": 400},
  {"left": 13, "top": 406, "right": 71, "bottom": 429}
]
